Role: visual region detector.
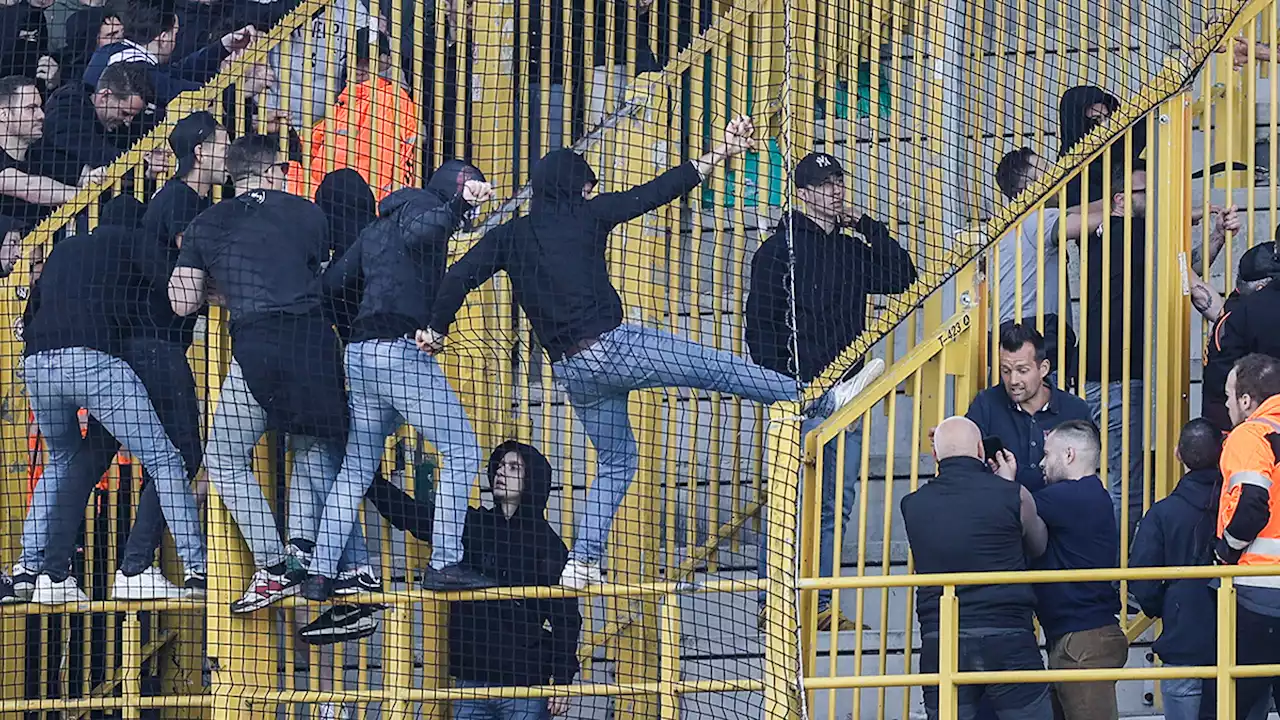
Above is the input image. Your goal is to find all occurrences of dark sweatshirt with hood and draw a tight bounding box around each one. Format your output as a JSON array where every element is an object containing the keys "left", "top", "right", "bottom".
[
  {"left": 746, "top": 210, "right": 917, "bottom": 383},
  {"left": 1129, "top": 468, "right": 1221, "bottom": 666},
  {"left": 1058, "top": 85, "right": 1146, "bottom": 207},
  {"left": 429, "top": 149, "right": 704, "bottom": 361},
  {"left": 59, "top": 7, "right": 112, "bottom": 86},
  {"left": 321, "top": 161, "right": 476, "bottom": 342},
  {"left": 450, "top": 441, "right": 581, "bottom": 686}
]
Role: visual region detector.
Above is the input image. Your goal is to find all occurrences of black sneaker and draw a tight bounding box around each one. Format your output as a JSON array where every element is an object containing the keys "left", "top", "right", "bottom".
[
  {"left": 185, "top": 571, "right": 207, "bottom": 599},
  {"left": 420, "top": 564, "right": 497, "bottom": 591},
  {"left": 334, "top": 566, "right": 382, "bottom": 596},
  {"left": 297, "top": 604, "right": 380, "bottom": 645},
  {"left": 302, "top": 574, "right": 334, "bottom": 602},
  {"left": 0, "top": 574, "right": 15, "bottom": 605}
]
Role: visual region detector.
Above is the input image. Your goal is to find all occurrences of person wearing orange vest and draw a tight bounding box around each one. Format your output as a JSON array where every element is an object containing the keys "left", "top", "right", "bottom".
[
  {"left": 1216, "top": 352, "right": 1280, "bottom": 718},
  {"left": 307, "top": 29, "right": 419, "bottom": 201}
]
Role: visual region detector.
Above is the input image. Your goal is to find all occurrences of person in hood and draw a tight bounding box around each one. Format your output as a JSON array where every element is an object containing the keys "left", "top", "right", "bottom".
[
  {"left": 746, "top": 150, "right": 916, "bottom": 630},
  {"left": 314, "top": 168, "right": 377, "bottom": 260},
  {"left": 1129, "top": 419, "right": 1231, "bottom": 720},
  {"left": 1202, "top": 237, "right": 1280, "bottom": 433},
  {"left": 1057, "top": 85, "right": 1146, "bottom": 207},
  {"left": 12, "top": 193, "right": 206, "bottom": 605},
  {"left": 0, "top": 0, "right": 57, "bottom": 94},
  {"left": 426, "top": 116, "right": 798, "bottom": 590},
  {"left": 168, "top": 134, "right": 374, "bottom": 615},
  {"left": 57, "top": 5, "right": 121, "bottom": 85},
  {"left": 301, "top": 159, "right": 495, "bottom": 605},
  {"left": 449, "top": 441, "right": 580, "bottom": 718}
]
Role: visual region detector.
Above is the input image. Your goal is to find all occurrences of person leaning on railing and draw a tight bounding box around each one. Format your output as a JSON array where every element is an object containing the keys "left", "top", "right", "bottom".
[
  {"left": 1215, "top": 352, "right": 1280, "bottom": 719},
  {"left": 901, "top": 416, "right": 1053, "bottom": 720}
]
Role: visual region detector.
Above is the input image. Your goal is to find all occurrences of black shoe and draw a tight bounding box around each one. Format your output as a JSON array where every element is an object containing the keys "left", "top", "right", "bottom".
[
  {"left": 184, "top": 571, "right": 207, "bottom": 599},
  {"left": 420, "top": 564, "right": 496, "bottom": 591},
  {"left": 334, "top": 566, "right": 381, "bottom": 596},
  {"left": 297, "top": 604, "right": 380, "bottom": 645},
  {"left": 0, "top": 574, "right": 15, "bottom": 605},
  {"left": 302, "top": 574, "right": 334, "bottom": 602}
]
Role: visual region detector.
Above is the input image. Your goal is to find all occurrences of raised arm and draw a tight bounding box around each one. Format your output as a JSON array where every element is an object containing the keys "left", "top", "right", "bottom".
[{"left": 427, "top": 227, "right": 508, "bottom": 336}]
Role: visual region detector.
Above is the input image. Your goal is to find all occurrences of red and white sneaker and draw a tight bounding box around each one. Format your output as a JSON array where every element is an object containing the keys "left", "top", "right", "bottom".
[{"left": 230, "top": 567, "right": 304, "bottom": 614}]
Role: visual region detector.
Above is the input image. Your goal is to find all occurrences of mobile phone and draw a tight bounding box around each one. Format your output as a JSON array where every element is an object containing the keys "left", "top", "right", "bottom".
[{"left": 982, "top": 435, "right": 1005, "bottom": 461}]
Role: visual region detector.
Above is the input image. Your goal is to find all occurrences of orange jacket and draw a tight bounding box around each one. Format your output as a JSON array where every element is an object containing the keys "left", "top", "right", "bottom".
[
  {"left": 1218, "top": 393, "right": 1280, "bottom": 575},
  {"left": 308, "top": 77, "right": 421, "bottom": 200}
]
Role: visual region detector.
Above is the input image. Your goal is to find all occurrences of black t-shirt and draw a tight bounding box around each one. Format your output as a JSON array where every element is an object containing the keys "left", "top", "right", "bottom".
[
  {"left": 1032, "top": 476, "right": 1121, "bottom": 642},
  {"left": 901, "top": 456, "right": 1038, "bottom": 635},
  {"left": 136, "top": 178, "right": 210, "bottom": 346},
  {"left": 1083, "top": 216, "right": 1146, "bottom": 382},
  {"left": 0, "top": 146, "right": 54, "bottom": 229},
  {"left": 175, "top": 189, "right": 330, "bottom": 334}
]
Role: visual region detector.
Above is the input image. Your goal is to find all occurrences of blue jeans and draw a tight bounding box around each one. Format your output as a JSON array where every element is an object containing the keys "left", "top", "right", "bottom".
[
  {"left": 453, "top": 680, "right": 550, "bottom": 720},
  {"left": 22, "top": 348, "right": 206, "bottom": 575},
  {"left": 1163, "top": 668, "right": 1272, "bottom": 720},
  {"left": 312, "top": 339, "right": 481, "bottom": 578},
  {"left": 1083, "top": 379, "right": 1145, "bottom": 544},
  {"left": 758, "top": 410, "right": 864, "bottom": 612},
  {"left": 552, "top": 323, "right": 797, "bottom": 563},
  {"left": 206, "top": 361, "right": 368, "bottom": 570}
]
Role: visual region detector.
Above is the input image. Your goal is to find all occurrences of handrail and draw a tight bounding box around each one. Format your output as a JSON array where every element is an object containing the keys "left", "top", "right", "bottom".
[{"left": 19, "top": 0, "right": 335, "bottom": 248}]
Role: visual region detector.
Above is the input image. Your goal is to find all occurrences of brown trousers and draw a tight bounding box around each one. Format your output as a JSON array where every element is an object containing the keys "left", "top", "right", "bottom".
[{"left": 1046, "top": 623, "right": 1129, "bottom": 720}]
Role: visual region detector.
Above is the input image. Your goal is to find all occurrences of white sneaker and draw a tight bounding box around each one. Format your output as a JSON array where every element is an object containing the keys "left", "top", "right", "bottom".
[
  {"left": 111, "top": 568, "right": 186, "bottom": 600},
  {"left": 33, "top": 574, "right": 89, "bottom": 605},
  {"left": 824, "top": 358, "right": 885, "bottom": 415},
  {"left": 558, "top": 558, "right": 602, "bottom": 590},
  {"left": 9, "top": 563, "right": 36, "bottom": 600}
]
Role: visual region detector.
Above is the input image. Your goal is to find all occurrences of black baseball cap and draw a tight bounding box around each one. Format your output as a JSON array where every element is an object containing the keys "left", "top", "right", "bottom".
[
  {"left": 170, "top": 111, "right": 219, "bottom": 179},
  {"left": 794, "top": 151, "right": 844, "bottom": 189},
  {"left": 1241, "top": 241, "right": 1280, "bottom": 282}
]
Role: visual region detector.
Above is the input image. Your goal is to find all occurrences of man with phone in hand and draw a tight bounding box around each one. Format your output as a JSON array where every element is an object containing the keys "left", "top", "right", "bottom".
[{"left": 968, "top": 321, "right": 1092, "bottom": 493}]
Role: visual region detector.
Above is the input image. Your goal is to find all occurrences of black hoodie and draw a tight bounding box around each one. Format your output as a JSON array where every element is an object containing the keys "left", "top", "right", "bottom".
[
  {"left": 1129, "top": 468, "right": 1221, "bottom": 666},
  {"left": 1058, "top": 86, "right": 1146, "bottom": 207},
  {"left": 321, "top": 162, "right": 475, "bottom": 342},
  {"left": 315, "top": 168, "right": 377, "bottom": 259},
  {"left": 59, "top": 7, "right": 112, "bottom": 86},
  {"left": 430, "top": 149, "right": 703, "bottom": 361},
  {"left": 450, "top": 442, "right": 581, "bottom": 686}
]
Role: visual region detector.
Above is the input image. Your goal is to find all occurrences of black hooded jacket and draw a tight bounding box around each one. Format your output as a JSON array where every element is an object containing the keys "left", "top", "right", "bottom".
[
  {"left": 449, "top": 441, "right": 581, "bottom": 686},
  {"left": 59, "top": 7, "right": 111, "bottom": 86},
  {"left": 430, "top": 149, "right": 704, "bottom": 361},
  {"left": 1129, "top": 468, "right": 1221, "bottom": 666},
  {"left": 321, "top": 163, "right": 474, "bottom": 342},
  {"left": 1203, "top": 281, "right": 1280, "bottom": 431},
  {"left": 1058, "top": 86, "right": 1147, "bottom": 207},
  {"left": 746, "top": 210, "right": 917, "bottom": 382},
  {"left": 315, "top": 169, "right": 377, "bottom": 259}
]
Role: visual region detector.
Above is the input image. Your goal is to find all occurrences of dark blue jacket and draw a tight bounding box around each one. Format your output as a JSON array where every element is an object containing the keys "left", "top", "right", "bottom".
[
  {"left": 1129, "top": 468, "right": 1221, "bottom": 666},
  {"left": 83, "top": 39, "right": 229, "bottom": 105},
  {"left": 966, "top": 383, "right": 1093, "bottom": 493}
]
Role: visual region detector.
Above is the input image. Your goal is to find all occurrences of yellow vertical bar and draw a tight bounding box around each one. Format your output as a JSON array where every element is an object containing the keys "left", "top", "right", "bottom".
[
  {"left": 658, "top": 598, "right": 680, "bottom": 720},
  {"left": 899, "top": 369, "right": 925, "bottom": 720},
  {"left": 121, "top": 612, "right": 142, "bottom": 720},
  {"left": 1217, "top": 577, "right": 1237, "bottom": 719},
  {"left": 761, "top": 401, "right": 803, "bottom": 720},
  {"left": 937, "top": 587, "right": 959, "bottom": 720}
]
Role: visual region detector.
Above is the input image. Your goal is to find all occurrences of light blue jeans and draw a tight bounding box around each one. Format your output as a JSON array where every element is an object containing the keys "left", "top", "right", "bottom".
[
  {"left": 22, "top": 348, "right": 206, "bottom": 575},
  {"left": 552, "top": 323, "right": 797, "bottom": 564},
  {"left": 312, "top": 339, "right": 482, "bottom": 577},
  {"left": 1083, "top": 379, "right": 1145, "bottom": 544},
  {"left": 1161, "top": 670, "right": 1271, "bottom": 720},
  {"left": 757, "top": 409, "right": 864, "bottom": 613},
  {"left": 453, "top": 680, "right": 550, "bottom": 720},
  {"left": 206, "top": 361, "right": 368, "bottom": 571}
]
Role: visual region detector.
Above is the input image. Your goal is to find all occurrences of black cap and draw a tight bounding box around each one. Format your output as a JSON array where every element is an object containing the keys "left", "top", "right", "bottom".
[
  {"left": 1241, "top": 241, "right": 1280, "bottom": 282},
  {"left": 794, "top": 151, "right": 844, "bottom": 189},
  {"left": 170, "top": 111, "right": 219, "bottom": 178}
]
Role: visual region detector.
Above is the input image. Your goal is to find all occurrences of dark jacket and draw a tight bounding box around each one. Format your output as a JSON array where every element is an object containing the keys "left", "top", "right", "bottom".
[
  {"left": 1203, "top": 284, "right": 1280, "bottom": 432},
  {"left": 171, "top": 0, "right": 293, "bottom": 65},
  {"left": 0, "top": 2, "right": 49, "bottom": 93},
  {"left": 30, "top": 82, "right": 135, "bottom": 183},
  {"left": 59, "top": 7, "right": 110, "bottom": 85},
  {"left": 83, "top": 39, "right": 228, "bottom": 105},
  {"left": 900, "top": 456, "right": 1038, "bottom": 635},
  {"left": 1058, "top": 86, "right": 1146, "bottom": 207},
  {"left": 430, "top": 149, "right": 703, "bottom": 361},
  {"left": 321, "top": 165, "right": 473, "bottom": 342},
  {"left": 450, "top": 442, "right": 582, "bottom": 686},
  {"left": 1129, "top": 468, "right": 1221, "bottom": 665},
  {"left": 746, "top": 211, "right": 916, "bottom": 382},
  {"left": 966, "top": 383, "right": 1093, "bottom": 493},
  {"left": 315, "top": 168, "right": 377, "bottom": 259}
]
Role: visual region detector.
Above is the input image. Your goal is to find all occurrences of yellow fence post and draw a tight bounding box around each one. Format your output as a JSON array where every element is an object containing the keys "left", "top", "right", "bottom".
[
  {"left": 1216, "top": 577, "right": 1237, "bottom": 719},
  {"left": 937, "top": 587, "right": 960, "bottom": 720},
  {"left": 1153, "top": 92, "right": 1192, "bottom": 502},
  {"left": 761, "top": 401, "right": 803, "bottom": 720}
]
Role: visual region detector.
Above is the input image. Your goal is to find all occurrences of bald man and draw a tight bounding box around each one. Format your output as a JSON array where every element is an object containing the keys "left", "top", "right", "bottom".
[{"left": 901, "top": 416, "right": 1052, "bottom": 720}]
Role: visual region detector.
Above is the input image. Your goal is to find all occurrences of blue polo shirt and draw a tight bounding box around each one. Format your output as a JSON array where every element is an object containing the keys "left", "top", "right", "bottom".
[
  {"left": 966, "top": 383, "right": 1093, "bottom": 492},
  {"left": 1032, "top": 475, "right": 1120, "bottom": 643}
]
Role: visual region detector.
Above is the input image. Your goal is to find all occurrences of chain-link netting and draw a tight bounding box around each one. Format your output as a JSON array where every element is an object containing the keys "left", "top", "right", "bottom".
[{"left": 0, "top": 0, "right": 1248, "bottom": 716}]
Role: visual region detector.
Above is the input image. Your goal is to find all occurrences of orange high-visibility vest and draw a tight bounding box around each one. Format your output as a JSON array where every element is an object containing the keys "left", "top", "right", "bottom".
[
  {"left": 1219, "top": 393, "right": 1280, "bottom": 581},
  {"left": 307, "top": 76, "right": 420, "bottom": 200}
]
